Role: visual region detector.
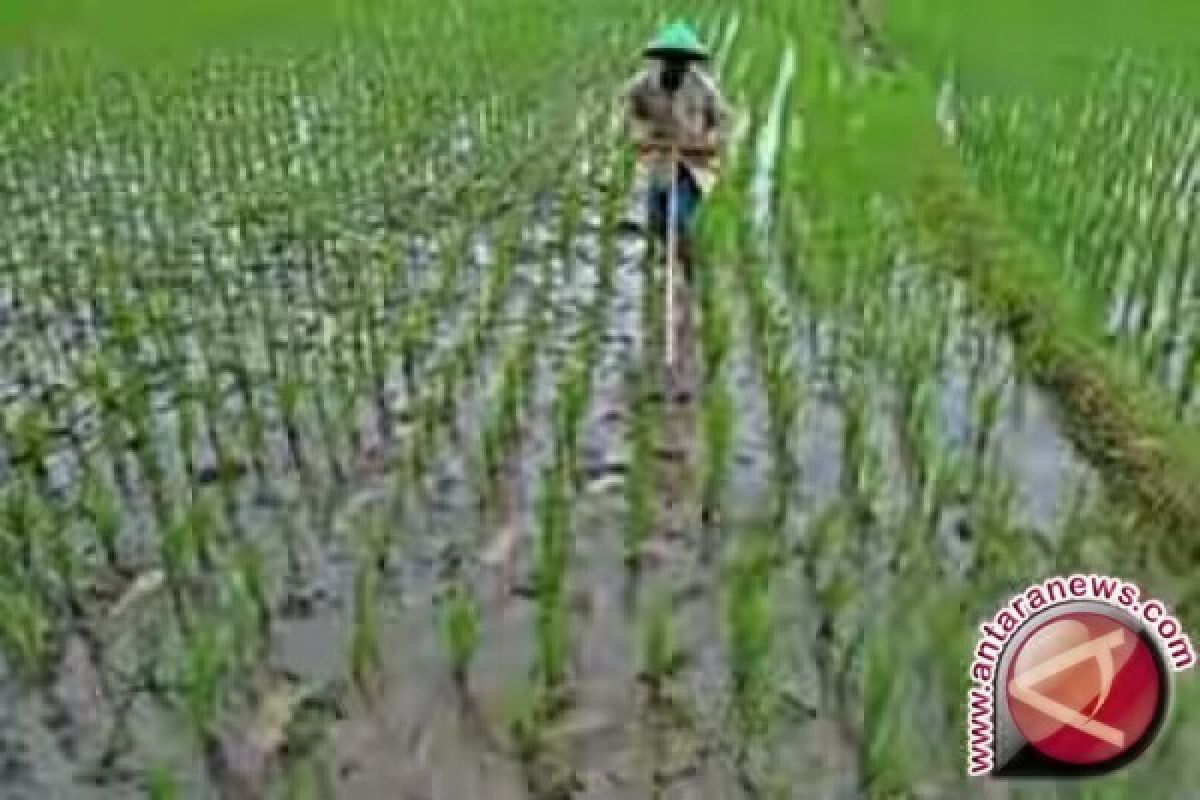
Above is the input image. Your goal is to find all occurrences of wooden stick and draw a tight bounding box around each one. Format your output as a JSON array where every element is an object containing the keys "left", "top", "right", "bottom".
[{"left": 665, "top": 146, "right": 678, "bottom": 368}]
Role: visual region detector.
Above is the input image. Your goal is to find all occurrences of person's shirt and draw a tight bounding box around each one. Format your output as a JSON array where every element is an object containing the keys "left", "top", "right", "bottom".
[{"left": 622, "top": 61, "right": 732, "bottom": 194}]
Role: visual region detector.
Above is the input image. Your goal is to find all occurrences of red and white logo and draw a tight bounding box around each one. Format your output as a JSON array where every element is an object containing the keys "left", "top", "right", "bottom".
[
  {"left": 967, "top": 575, "right": 1194, "bottom": 779},
  {"left": 1007, "top": 611, "right": 1163, "bottom": 767}
]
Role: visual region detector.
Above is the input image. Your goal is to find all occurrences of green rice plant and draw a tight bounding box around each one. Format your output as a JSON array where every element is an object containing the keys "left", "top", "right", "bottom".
[
  {"left": 7, "top": 402, "right": 51, "bottom": 493},
  {"left": 964, "top": 466, "right": 1030, "bottom": 587},
  {"left": 8, "top": 1, "right": 1200, "bottom": 795},
  {"left": 762, "top": 323, "right": 801, "bottom": 517},
  {"left": 0, "top": 478, "right": 49, "bottom": 593},
  {"left": 700, "top": 381, "right": 733, "bottom": 524},
  {"left": 839, "top": 366, "right": 879, "bottom": 514},
  {"left": 394, "top": 303, "right": 422, "bottom": 399},
  {"left": 1129, "top": 663, "right": 1200, "bottom": 792},
  {"left": 967, "top": 374, "right": 1004, "bottom": 496},
  {"left": 955, "top": 57, "right": 1199, "bottom": 411},
  {"left": 503, "top": 681, "right": 545, "bottom": 766},
  {"left": 438, "top": 579, "right": 481, "bottom": 691},
  {"left": 125, "top": 367, "right": 172, "bottom": 526},
  {"left": 193, "top": 346, "right": 235, "bottom": 484},
  {"left": 535, "top": 592, "right": 570, "bottom": 711},
  {"left": 230, "top": 543, "right": 272, "bottom": 651},
  {"left": 697, "top": 264, "right": 733, "bottom": 381},
  {"left": 925, "top": 591, "right": 981, "bottom": 767},
  {"left": 147, "top": 764, "right": 183, "bottom": 800},
  {"left": 553, "top": 357, "right": 588, "bottom": 484},
  {"left": 41, "top": 491, "right": 84, "bottom": 620},
  {"left": 79, "top": 355, "right": 134, "bottom": 498},
  {"left": 725, "top": 530, "right": 775, "bottom": 735},
  {"left": 739, "top": 248, "right": 773, "bottom": 362},
  {"left": 235, "top": 361, "right": 271, "bottom": 489},
  {"left": 80, "top": 467, "right": 125, "bottom": 575},
  {"left": 550, "top": 219, "right": 615, "bottom": 496},
  {"left": 557, "top": 166, "right": 582, "bottom": 283},
  {"left": 478, "top": 418, "right": 505, "bottom": 507},
  {"left": 349, "top": 557, "right": 382, "bottom": 704},
  {"left": 505, "top": 680, "right": 580, "bottom": 798},
  {"left": 532, "top": 461, "right": 572, "bottom": 709},
  {"left": 625, "top": 372, "right": 656, "bottom": 571},
  {"left": 304, "top": 359, "right": 347, "bottom": 489},
  {"left": 274, "top": 366, "right": 308, "bottom": 476},
  {"left": 477, "top": 335, "right": 532, "bottom": 507},
  {"left": 171, "top": 372, "right": 202, "bottom": 492},
  {"left": 0, "top": 576, "right": 52, "bottom": 681},
  {"left": 638, "top": 586, "right": 684, "bottom": 705},
  {"left": 408, "top": 396, "right": 437, "bottom": 484},
  {"left": 180, "top": 617, "right": 230, "bottom": 749},
  {"left": 861, "top": 622, "right": 927, "bottom": 795},
  {"left": 160, "top": 509, "right": 202, "bottom": 637}
]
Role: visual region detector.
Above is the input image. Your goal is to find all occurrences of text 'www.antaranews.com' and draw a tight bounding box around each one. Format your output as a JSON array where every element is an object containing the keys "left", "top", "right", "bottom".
[{"left": 966, "top": 573, "right": 1196, "bottom": 778}]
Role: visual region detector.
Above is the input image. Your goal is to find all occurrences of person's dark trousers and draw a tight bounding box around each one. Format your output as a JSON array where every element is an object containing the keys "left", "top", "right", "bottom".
[{"left": 647, "top": 163, "right": 700, "bottom": 281}]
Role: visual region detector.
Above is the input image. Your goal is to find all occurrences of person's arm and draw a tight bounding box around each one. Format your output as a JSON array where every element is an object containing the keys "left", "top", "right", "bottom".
[
  {"left": 675, "top": 68, "right": 728, "bottom": 155},
  {"left": 623, "top": 72, "right": 660, "bottom": 144},
  {"left": 703, "top": 81, "right": 734, "bottom": 151},
  {"left": 714, "top": 88, "right": 735, "bottom": 148}
]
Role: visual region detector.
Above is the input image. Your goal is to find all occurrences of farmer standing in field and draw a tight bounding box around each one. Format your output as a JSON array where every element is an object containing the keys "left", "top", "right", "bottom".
[{"left": 623, "top": 21, "right": 731, "bottom": 278}]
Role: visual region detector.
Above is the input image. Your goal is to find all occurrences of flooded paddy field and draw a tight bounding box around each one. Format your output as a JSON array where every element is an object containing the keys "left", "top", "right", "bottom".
[{"left": 0, "top": 1, "right": 1198, "bottom": 799}]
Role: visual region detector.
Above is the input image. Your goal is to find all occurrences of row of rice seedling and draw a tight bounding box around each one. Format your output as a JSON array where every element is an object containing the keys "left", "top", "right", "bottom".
[
  {"left": 772, "top": 5, "right": 1200, "bottom": 797},
  {"left": 954, "top": 56, "right": 1200, "bottom": 418},
  {"left": 695, "top": 167, "right": 739, "bottom": 538},
  {"left": 0, "top": 54, "right": 590, "bottom": 525},
  {"left": 320, "top": 54, "right": 651, "bottom": 794},
  {"left": 568, "top": 6, "right": 837, "bottom": 792},
  {"left": 503, "top": 19, "right": 747, "bottom": 784},
  {"left": 784, "top": 163, "right": 1193, "bottom": 800},
  {"left": 5, "top": 0, "right": 1198, "bottom": 796},
  {"left": 716, "top": 34, "right": 814, "bottom": 797},
  {"left": 625, "top": 9, "right": 840, "bottom": 792},
  {"left": 343, "top": 64, "right": 628, "bottom": 701},
  {"left": 740, "top": 55, "right": 804, "bottom": 530},
  {"left": 0, "top": 1, "right": 664, "bottom": 793},
  {"left": 317, "top": 157, "right": 613, "bottom": 795},
  {"left": 458, "top": 130, "right": 632, "bottom": 799},
  {"left": 833, "top": 3, "right": 1200, "bottom": 587},
  {"left": 624, "top": 3, "right": 1191, "bottom": 797},
  {"left": 623, "top": 291, "right": 660, "bottom": 573}
]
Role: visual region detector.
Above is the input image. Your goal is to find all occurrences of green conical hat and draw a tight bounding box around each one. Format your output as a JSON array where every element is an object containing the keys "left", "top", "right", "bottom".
[{"left": 643, "top": 21, "right": 709, "bottom": 60}]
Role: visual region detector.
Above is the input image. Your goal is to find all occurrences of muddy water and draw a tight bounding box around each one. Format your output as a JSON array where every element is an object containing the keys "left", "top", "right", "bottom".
[
  {"left": 299, "top": 58, "right": 1100, "bottom": 800},
  {"left": 0, "top": 76, "right": 1112, "bottom": 800},
  {"left": 918, "top": 277, "right": 1100, "bottom": 533},
  {"left": 0, "top": 163, "right": 583, "bottom": 800},
  {"left": 320, "top": 182, "right": 732, "bottom": 798}
]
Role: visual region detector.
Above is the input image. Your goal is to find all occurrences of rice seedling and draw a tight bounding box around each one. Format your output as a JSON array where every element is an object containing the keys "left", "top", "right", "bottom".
[
  {"left": 956, "top": 58, "right": 1199, "bottom": 417},
  {"left": 348, "top": 555, "right": 382, "bottom": 705},
  {"left": 438, "top": 578, "right": 481, "bottom": 693},
  {"left": 624, "top": 366, "right": 657, "bottom": 572},
  {"left": 0, "top": 576, "right": 52, "bottom": 682},
  {"left": 1, "top": 1, "right": 1198, "bottom": 796},
  {"left": 638, "top": 584, "right": 685, "bottom": 707},
  {"left": 179, "top": 616, "right": 232, "bottom": 762},
  {"left": 533, "top": 460, "right": 571, "bottom": 703},
  {"left": 147, "top": 764, "right": 183, "bottom": 800},
  {"left": 725, "top": 527, "right": 776, "bottom": 735},
  {"left": 699, "top": 373, "right": 733, "bottom": 524}
]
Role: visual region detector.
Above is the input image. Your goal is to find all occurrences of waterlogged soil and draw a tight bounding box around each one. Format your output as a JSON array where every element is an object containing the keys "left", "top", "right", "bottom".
[
  {"left": 304, "top": 214, "right": 1097, "bottom": 799},
  {"left": 0, "top": 124, "right": 1102, "bottom": 800},
  {"left": 319, "top": 208, "right": 853, "bottom": 800}
]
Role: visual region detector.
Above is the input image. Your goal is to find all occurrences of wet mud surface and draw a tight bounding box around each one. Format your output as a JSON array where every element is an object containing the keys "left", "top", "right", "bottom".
[{"left": 0, "top": 61, "right": 1103, "bottom": 800}]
